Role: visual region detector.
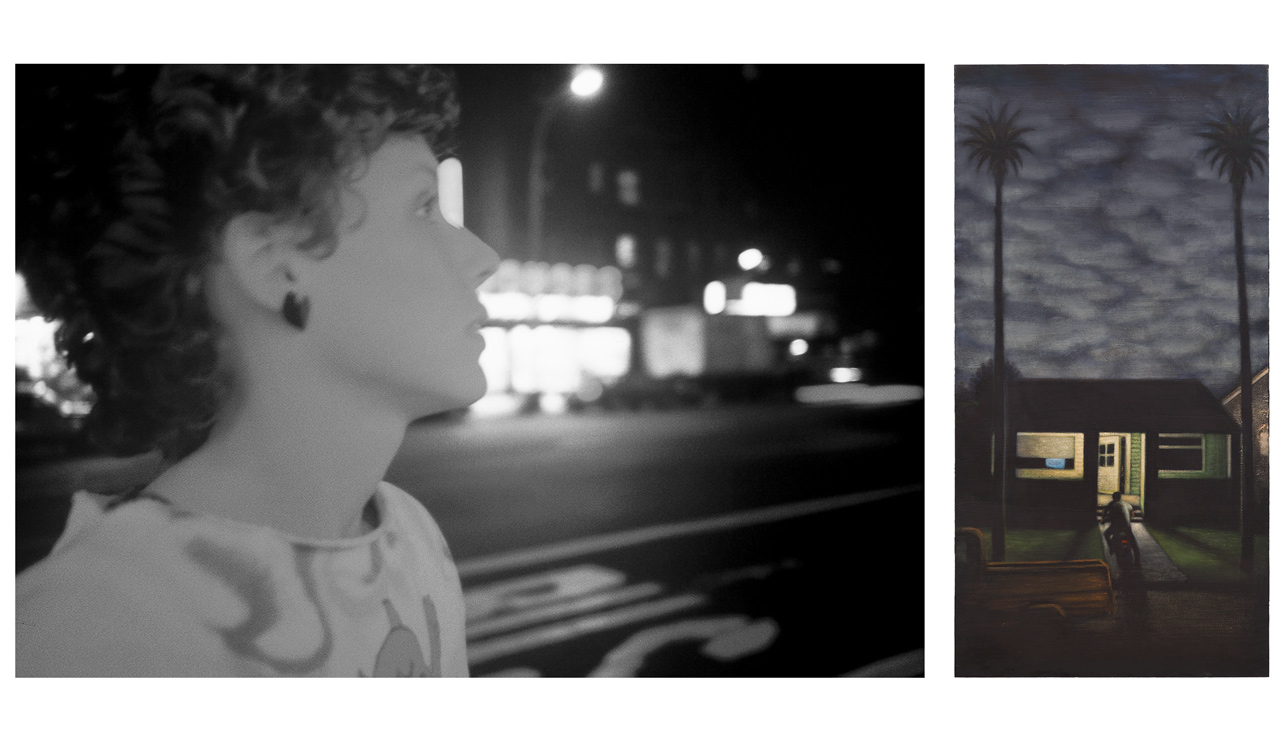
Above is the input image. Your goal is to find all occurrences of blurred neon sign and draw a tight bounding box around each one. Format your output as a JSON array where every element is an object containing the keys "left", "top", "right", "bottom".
[{"left": 479, "top": 260, "right": 622, "bottom": 324}]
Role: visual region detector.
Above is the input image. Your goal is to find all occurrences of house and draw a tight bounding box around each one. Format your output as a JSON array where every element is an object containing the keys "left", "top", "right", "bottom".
[
  {"left": 1222, "top": 365, "right": 1268, "bottom": 528},
  {"left": 1004, "top": 379, "right": 1239, "bottom": 526}
]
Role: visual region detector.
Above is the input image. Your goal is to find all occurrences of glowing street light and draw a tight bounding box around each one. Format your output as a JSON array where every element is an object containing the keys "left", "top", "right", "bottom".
[
  {"left": 738, "top": 248, "right": 764, "bottom": 271},
  {"left": 529, "top": 65, "right": 606, "bottom": 262},
  {"left": 570, "top": 66, "right": 604, "bottom": 98}
]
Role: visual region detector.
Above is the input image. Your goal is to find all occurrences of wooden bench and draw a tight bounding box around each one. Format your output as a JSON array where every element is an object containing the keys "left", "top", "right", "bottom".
[{"left": 957, "top": 528, "right": 1114, "bottom": 621}]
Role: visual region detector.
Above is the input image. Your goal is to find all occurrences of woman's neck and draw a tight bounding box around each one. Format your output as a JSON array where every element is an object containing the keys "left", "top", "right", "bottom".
[{"left": 146, "top": 376, "right": 409, "bottom": 540}]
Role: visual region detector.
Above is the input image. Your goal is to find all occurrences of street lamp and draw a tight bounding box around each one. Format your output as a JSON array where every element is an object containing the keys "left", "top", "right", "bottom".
[
  {"left": 528, "top": 65, "right": 604, "bottom": 262},
  {"left": 738, "top": 248, "right": 765, "bottom": 271},
  {"left": 570, "top": 66, "right": 604, "bottom": 97}
]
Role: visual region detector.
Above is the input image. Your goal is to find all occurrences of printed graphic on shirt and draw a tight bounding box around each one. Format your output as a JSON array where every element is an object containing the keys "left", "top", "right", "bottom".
[
  {"left": 368, "top": 597, "right": 441, "bottom": 677},
  {"left": 185, "top": 535, "right": 334, "bottom": 675}
]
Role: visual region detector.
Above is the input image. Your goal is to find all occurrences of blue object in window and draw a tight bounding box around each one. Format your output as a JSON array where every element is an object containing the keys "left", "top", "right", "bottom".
[{"left": 1045, "top": 458, "right": 1066, "bottom": 469}]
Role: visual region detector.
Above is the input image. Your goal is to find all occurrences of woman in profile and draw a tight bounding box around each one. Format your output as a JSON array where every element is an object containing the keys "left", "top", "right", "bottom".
[{"left": 17, "top": 65, "right": 499, "bottom": 676}]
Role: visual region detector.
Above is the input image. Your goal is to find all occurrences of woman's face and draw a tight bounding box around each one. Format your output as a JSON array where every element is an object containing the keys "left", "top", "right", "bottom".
[{"left": 304, "top": 134, "right": 499, "bottom": 417}]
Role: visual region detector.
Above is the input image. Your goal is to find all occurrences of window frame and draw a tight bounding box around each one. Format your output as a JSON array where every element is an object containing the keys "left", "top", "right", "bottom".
[{"left": 1014, "top": 431, "right": 1085, "bottom": 480}]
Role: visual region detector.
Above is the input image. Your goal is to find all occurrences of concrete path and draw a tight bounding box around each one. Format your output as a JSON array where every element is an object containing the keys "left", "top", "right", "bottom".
[{"left": 1098, "top": 522, "right": 1187, "bottom": 584}]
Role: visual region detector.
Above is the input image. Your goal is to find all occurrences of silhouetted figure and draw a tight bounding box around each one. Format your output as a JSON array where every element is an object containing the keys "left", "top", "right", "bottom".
[{"left": 1102, "top": 491, "right": 1142, "bottom": 568}]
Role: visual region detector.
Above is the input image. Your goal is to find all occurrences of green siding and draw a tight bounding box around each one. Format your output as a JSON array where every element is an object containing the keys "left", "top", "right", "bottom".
[
  {"left": 1204, "top": 433, "right": 1230, "bottom": 478},
  {"left": 1158, "top": 433, "right": 1230, "bottom": 479},
  {"left": 1129, "top": 432, "right": 1143, "bottom": 494}
]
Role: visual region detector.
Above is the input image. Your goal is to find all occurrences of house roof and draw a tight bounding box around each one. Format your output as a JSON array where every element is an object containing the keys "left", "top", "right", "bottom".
[
  {"left": 1221, "top": 365, "right": 1268, "bottom": 405},
  {"left": 1010, "top": 379, "right": 1239, "bottom": 433}
]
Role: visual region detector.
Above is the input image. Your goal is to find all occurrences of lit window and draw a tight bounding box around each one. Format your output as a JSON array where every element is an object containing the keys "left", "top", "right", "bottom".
[
  {"left": 1097, "top": 442, "right": 1115, "bottom": 467},
  {"left": 617, "top": 169, "right": 640, "bottom": 206},
  {"left": 615, "top": 234, "right": 637, "bottom": 269},
  {"left": 1014, "top": 432, "right": 1084, "bottom": 479}
]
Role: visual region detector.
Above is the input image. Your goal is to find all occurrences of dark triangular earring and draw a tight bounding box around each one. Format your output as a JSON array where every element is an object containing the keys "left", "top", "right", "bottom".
[{"left": 282, "top": 291, "right": 310, "bottom": 330}]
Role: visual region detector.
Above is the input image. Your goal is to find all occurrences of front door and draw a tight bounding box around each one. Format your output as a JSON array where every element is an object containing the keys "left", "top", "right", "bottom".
[{"left": 1097, "top": 434, "right": 1125, "bottom": 495}]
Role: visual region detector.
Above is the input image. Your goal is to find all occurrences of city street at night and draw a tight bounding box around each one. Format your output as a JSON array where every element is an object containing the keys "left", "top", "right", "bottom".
[
  {"left": 16, "top": 398, "right": 924, "bottom": 677},
  {"left": 14, "top": 64, "right": 924, "bottom": 681}
]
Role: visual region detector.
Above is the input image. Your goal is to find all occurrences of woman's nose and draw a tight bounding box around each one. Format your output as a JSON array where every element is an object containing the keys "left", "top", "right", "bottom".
[{"left": 464, "top": 229, "right": 501, "bottom": 287}]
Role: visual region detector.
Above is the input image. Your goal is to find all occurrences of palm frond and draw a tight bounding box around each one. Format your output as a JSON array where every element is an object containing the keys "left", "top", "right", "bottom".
[
  {"left": 960, "top": 103, "right": 1034, "bottom": 181},
  {"left": 1198, "top": 108, "right": 1269, "bottom": 187}
]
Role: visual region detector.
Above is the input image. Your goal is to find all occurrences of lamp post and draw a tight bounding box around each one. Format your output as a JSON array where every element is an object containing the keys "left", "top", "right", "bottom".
[{"left": 527, "top": 65, "right": 604, "bottom": 262}]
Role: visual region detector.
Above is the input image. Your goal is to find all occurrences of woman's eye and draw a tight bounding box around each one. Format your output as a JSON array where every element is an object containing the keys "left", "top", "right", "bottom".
[{"left": 415, "top": 195, "right": 439, "bottom": 218}]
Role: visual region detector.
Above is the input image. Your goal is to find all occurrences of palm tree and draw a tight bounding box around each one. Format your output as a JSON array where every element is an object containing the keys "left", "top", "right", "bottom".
[
  {"left": 1199, "top": 107, "right": 1267, "bottom": 572},
  {"left": 962, "top": 104, "right": 1033, "bottom": 561}
]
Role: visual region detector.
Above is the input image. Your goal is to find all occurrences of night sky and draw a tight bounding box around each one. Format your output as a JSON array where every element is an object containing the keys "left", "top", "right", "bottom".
[{"left": 955, "top": 66, "right": 1268, "bottom": 396}]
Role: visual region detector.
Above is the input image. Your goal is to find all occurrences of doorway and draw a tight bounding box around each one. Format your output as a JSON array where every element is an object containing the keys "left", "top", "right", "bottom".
[{"left": 1097, "top": 432, "right": 1143, "bottom": 509}]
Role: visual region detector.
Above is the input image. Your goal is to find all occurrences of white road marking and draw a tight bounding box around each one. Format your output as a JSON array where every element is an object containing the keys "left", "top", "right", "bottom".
[
  {"left": 464, "top": 564, "right": 625, "bottom": 623},
  {"left": 701, "top": 617, "right": 780, "bottom": 661},
  {"left": 466, "top": 581, "right": 664, "bottom": 641},
  {"left": 466, "top": 593, "right": 707, "bottom": 666},
  {"left": 457, "top": 484, "right": 922, "bottom": 579},
  {"left": 589, "top": 615, "right": 776, "bottom": 677},
  {"left": 842, "top": 649, "right": 925, "bottom": 677}
]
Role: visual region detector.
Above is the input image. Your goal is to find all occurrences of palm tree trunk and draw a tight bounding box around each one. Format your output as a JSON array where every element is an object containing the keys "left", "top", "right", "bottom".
[
  {"left": 1233, "top": 181, "right": 1255, "bottom": 572},
  {"left": 992, "top": 176, "right": 1007, "bottom": 561}
]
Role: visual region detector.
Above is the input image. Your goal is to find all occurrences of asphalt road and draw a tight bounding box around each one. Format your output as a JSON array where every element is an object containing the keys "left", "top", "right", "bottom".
[
  {"left": 391, "top": 401, "right": 924, "bottom": 676},
  {"left": 389, "top": 402, "right": 922, "bottom": 559}
]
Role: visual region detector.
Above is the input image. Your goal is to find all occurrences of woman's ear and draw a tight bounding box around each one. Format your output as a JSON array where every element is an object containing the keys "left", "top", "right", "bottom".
[{"left": 218, "top": 213, "right": 310, "bottom": 315}]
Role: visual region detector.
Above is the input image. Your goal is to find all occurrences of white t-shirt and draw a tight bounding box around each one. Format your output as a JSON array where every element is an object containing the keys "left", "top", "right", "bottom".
[{"left": 16, "top": 482, "right": 468, "bottom": 677}]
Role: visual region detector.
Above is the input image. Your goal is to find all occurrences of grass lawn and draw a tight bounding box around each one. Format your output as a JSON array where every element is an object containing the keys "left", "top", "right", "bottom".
[
  {"left": 967, "top": 527, "right": 1105, "bottom": 563},
  {"left": 1145, "top": 525, "right": 1269, "bottom": 583}
]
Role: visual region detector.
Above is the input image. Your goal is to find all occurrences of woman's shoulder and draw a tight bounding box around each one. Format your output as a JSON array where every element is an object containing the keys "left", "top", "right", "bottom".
[
  {"left": 376, "top": 481, "right": 455, "bottom": 564},
  {"left": 16, "top": 492, "right": 244, "bottom": 676}
]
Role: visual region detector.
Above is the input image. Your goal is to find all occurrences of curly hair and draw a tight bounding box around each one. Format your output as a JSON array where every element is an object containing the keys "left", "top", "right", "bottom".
[{"left": 17, "top": 65, "right": 461, "bottom": 460}]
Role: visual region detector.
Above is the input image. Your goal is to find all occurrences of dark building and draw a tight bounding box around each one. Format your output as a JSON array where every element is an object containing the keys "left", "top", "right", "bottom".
[
  {"left": 1004, "top": 379, "right": 1239, "bottom": 527},
  {"left": 453, "top": 64, "right": 925, "bottom": 386},
  {"left": 1222, "top": 365, "right": 1268, "bottom": 529}
]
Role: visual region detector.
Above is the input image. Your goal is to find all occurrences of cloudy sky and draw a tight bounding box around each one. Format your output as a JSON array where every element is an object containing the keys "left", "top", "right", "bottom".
[{"left": 955, "top": 65, "right": 1268, "bottom": 396}]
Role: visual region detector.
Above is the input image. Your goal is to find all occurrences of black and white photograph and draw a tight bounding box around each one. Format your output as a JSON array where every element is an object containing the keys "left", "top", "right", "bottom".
[{"left": 14, "top": 64, "right": 925, "bottom": 678}]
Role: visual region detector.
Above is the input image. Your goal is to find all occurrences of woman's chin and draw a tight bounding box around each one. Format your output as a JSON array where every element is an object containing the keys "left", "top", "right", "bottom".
[{"left": 409, "top": 373, "right": 488, "bottom": 418}]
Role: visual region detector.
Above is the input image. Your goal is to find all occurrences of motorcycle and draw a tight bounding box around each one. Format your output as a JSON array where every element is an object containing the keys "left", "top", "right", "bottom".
[{"left": 1105, "top": 527, "right": 1138, "bottom": 571}]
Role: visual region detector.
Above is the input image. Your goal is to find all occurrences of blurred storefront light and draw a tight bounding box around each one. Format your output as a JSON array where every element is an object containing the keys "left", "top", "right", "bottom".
[
  {"left": 723, "top": 282, "right": 796, "bottom": 317},
  {"left": 703, "top": 281, "right": 727, "bottom": 315},
  {"left": 829, "top": 367, "right": 863, "bottom": 383},
  {"left": 479, "top": 327, "right": 511, "bottom": 393},
  {"left": 471, "top": 260, "right": 633, "bottom": 413},
  {"left": 470, "top": 393, "right": 525, "bottom": 417},
  {"left": 534, "top": 325, "right": 581, "bottom": 394},
  {"left": 571, "top": 295, "right": 615, "bottom": 323},
  {"left": 536, "top": 293, "right": 574, "bottom": 322},
  {"left": 508, "top": 325, "right": 539, "bottom": 394},
  {"left": 578, "top": 327, "right": 631, "bottom": 379},
  {"left": 539, "top": 393, "right": 570, "bottom": 414},
  {"left": 765, "top": 311, "right": 826, "bottom": 339},
  {"left": 480, "top": 291, "right": 536, "bottom": 322}
]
